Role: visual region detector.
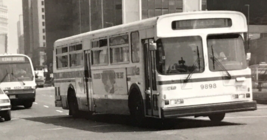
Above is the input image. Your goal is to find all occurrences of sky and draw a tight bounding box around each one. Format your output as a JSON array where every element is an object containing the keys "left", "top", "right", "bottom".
[{"left": 3, "top": 0, "right": 22, "bottom": 54}]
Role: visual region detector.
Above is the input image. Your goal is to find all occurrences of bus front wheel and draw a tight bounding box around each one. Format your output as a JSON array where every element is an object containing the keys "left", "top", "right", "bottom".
[
  {"left": 129, "top": 93, "right": 145, "bottom": 127},
  {"left": 208, "top": 113, "right": 225, "bottom": 123}
]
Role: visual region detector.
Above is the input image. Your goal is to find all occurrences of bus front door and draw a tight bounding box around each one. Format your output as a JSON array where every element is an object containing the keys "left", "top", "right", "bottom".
[
  {"left": 84, "top": 50, "right": 94, "bottom": 112},
  {"left": 143, "top": 39, "right": 159, "bottom": 117}
]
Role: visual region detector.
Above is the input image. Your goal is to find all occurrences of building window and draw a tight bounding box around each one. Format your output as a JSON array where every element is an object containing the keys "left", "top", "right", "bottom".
[
  {"left": 42, "top": 1, "right": 44, "bottom": 5},
  {"left": 43, "top": 35, "right": 46, "bottom": 40},
  {"left": 43, "top": 42, "right": 46, "bottom": 47},
  {"left": 42, "top": 22, "right": 45, "bottom": 26},
  {"left": 42, "top": 8, "right": 45, "bottom": 12},
  {"left": 43, "top": 29, "right": 45, "bottom": 33},
  {"left": 42, "top": 15, "right": 45, "bottom": 19}
]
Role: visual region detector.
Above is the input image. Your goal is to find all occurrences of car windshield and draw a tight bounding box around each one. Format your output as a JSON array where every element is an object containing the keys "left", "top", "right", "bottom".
[
  {"left": 207, "top": 34, "right": 247, "bottom": 71},
  {"left": 0, "top": 63, "right": 33, "bottom": 82},
  {"left": 156, "top": 36, "right": 204, "bottom": 75}
]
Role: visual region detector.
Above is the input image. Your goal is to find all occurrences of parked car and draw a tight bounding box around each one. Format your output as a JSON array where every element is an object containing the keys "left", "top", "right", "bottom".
[{"left": 0, "top": 88, "right": 11, "bottom": 121}]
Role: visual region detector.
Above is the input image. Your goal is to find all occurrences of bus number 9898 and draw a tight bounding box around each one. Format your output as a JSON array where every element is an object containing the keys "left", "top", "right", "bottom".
[{"left": 200, "top": 84, "right": 216, "bottom": 89}]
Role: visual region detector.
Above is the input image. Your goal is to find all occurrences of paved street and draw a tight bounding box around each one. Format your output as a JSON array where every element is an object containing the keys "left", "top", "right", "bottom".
[{"left": 0, "top": 87, "right": 267, "bottom": 140}]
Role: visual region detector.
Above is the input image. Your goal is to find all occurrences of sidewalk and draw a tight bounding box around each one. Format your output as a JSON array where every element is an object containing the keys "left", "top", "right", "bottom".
[{"left": 253, "top": 89, "right": 267, "bottom": 104}]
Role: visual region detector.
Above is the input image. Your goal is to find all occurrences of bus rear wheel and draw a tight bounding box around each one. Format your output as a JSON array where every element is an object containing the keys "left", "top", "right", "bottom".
[
  {"left": 68, "top": 94, "right": 80, "bottom": 118},
  {"left": 130, "top": 94, "right": 145, "bottom": 127},
  {"left": 208, "top": 113, "right": 225, "bottom": 123}
]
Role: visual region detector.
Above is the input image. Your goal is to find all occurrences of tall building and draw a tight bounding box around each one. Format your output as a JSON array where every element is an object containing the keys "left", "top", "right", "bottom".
[
  {"left": 17, "top": 15, "right": 24, "bottom": 54},
  {"left": 0, "top": 0, "right": 7, "bottom": 53},
  {"left": 22, "top": 0, "right": 46, "bottom": 68}
]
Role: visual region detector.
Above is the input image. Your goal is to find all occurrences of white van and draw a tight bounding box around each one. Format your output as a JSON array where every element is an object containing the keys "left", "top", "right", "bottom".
[{"left": 0, "top": 88, "right": 11, "bottom": 121}]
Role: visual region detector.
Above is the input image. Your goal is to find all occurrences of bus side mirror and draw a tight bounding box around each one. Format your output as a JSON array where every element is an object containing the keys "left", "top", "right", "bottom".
[
  {"left": 246, "top": 52, "right": 251, "bottom": 61},
  {"left": 149, "top": 42, "right": 157, "bottom": 51}
]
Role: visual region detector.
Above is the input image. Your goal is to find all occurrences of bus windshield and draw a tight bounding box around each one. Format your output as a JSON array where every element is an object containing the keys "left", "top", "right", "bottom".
[
  {"left": 156, "top": 36, "right": 204, "bottom": 75},
  {"left": 207, "top": 34, "right": 247, "bottom": 71},
  {"left": 0, "top": 62, "right": 33, "bottom": 82}
]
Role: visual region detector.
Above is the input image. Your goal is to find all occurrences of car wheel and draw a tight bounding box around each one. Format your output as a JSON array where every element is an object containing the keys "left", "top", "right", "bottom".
[{"left": 3, "top": 110, "right": 11, "bottom": 121}]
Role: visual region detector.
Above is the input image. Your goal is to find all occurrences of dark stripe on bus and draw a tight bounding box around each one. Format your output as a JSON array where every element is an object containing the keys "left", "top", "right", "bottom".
[
  {"left": 157, "top": 75, "right": 251, "bottom": 85},
  {"left": 54, "top": 79, "right": 76, "bottom": 83}
]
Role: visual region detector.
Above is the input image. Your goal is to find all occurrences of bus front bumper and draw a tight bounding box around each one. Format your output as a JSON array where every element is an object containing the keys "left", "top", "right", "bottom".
[
  {"left": 4, "top": 89, "right": 36, "bottom": 104},
  {"left": 161, "top": 101, "right": 257, "bottom": 118}
]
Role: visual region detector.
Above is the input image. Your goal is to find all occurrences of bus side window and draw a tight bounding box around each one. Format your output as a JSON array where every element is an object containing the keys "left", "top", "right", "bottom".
[
  {"left": 99, "top": 49, "right": 108, "bottom": 63},
  {"left": 131, "top": 31, "right": 140, "bottom": 63}
]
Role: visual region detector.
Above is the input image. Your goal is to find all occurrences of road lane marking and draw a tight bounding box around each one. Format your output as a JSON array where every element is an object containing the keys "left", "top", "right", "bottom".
[
  {"left": 33, "top": 102, "right": 38, "bottom": 105},
  {"left": 43, "top": 105, "right": 49, "bottom": 108},
  {"left": 42, "top": 128, "right": 64, "bottom": 131},
  {"left": 50, "top": 95, "right": 53, "bottom": 97},
  {"left": 91, "top": 124, "right": 114, "bottom": 128},
  {"left": 226, "top": 115, "right": 267, "bottom": 119},
  {"left": 258, "top": 106, "right": 267, "bottom": 109},
  {"left": 56, "top": 110, "right": 63, "bottom": 113}
]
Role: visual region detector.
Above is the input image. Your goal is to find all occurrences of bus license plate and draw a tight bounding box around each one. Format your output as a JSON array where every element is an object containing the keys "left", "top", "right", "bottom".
[{"left": 9, "top": 95, "right": 16, "bottom": 99}]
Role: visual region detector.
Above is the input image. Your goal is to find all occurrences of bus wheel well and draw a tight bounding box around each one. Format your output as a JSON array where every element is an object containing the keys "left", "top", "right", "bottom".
[{"left": 67, "top": 87, "right": 76, "bottom": 108}]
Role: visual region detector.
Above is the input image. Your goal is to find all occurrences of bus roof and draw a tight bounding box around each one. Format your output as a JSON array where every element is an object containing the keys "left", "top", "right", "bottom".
[
  {"left": 0, "top": 53, "right": 31, "bottom": 59},
  {"left": 54, "top": 10, "right": 246, "bottom": 47}
]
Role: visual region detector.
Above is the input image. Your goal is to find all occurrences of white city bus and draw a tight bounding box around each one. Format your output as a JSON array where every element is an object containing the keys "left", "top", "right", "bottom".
[
  {"left": 54, "top": 11, "right": 256, "bottom": 124},
  {"left": 0, "top": 54, "right": 36, "bottom": 108}
]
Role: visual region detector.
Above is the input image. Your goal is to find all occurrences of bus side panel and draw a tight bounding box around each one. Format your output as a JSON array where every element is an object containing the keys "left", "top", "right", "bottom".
[
  {"left": 75, "top": 77, "right": 90, "bottom": 111},
  {"left": 91, "top": 68, "right": 129, "bottom": 114},
  {"left": 54, "top": 80, "right": 71, "bottom": 109}
]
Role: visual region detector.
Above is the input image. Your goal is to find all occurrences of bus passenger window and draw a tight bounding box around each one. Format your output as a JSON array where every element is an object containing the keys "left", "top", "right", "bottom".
[
  {"left": 131, "top": 31, "right": 140, "bottom": 63},
  {"left": 57, "top": 55, "right": 68, "bottom": 68},
  {"left": 99, "top": 49, "right": 108, "bottom": 63},
  {"left": 92, "top": 49, "right": 108, "bottom": 65},
  {"left": 70, "top": 53, "right": 83, "bottom": 67}
]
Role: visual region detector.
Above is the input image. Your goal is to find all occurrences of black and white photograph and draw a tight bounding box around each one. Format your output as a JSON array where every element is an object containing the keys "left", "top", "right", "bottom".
[{"left": 0, "top": 0, "right": 266, "bottom": 140}]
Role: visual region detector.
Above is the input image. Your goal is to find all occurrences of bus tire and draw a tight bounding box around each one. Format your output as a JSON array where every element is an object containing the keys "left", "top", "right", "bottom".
[
  {"left": 3, "top": 110, "right": 11, "bottom": 121},
  {"left": 129, "top": 92, "right": 145, "bottom": 127},
  {"left": 24, "top": 102, "right": 33, "bottom": 109},
  {"left": 208, "top": 113, "right": 225, "bottom": 123},
  {"left": 68, "top": 93, "right": 80, "bottom": 118}
]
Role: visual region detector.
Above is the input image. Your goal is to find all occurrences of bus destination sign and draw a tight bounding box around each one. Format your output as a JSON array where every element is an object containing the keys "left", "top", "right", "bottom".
[
  {"left": 0, "top": 56, "right": 26, "bottom": 63},
  {"left": 172, "top": 18, "right": 232, "bottom": 30}
]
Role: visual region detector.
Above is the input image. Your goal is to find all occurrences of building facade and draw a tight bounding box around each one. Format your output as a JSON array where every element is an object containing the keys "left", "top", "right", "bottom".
[
  {"left": 22, "top": 0, "right": 46, "bottom": 68},
  {"left": 17, "top": 15, "right": 24, "bottom": 54},
  {"left": 0, "top": 0, "right": 7, "bottom": 54},
  {"left": 42, "top": 0, "right": 267, "bottom": 76},
  {"left": 44, "top": 0, "right": 189, "bottom": 77}
]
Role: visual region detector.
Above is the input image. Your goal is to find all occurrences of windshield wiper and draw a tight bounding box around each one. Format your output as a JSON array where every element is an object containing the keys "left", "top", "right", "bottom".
[
  {"left": 184, "top": 66, "right": 196, "bottom": 83},
  {"left": 0, "top": 70, "right": 9, "bottom": 84},
  {"left": 210, "top": 56, "right": 232, "bottom": 79},
  {"left": 10, "top": 68, "right": 25, "bottom": 85},
  {"left": 184, "top": 46, "right": 201, "bottom": 83}
]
